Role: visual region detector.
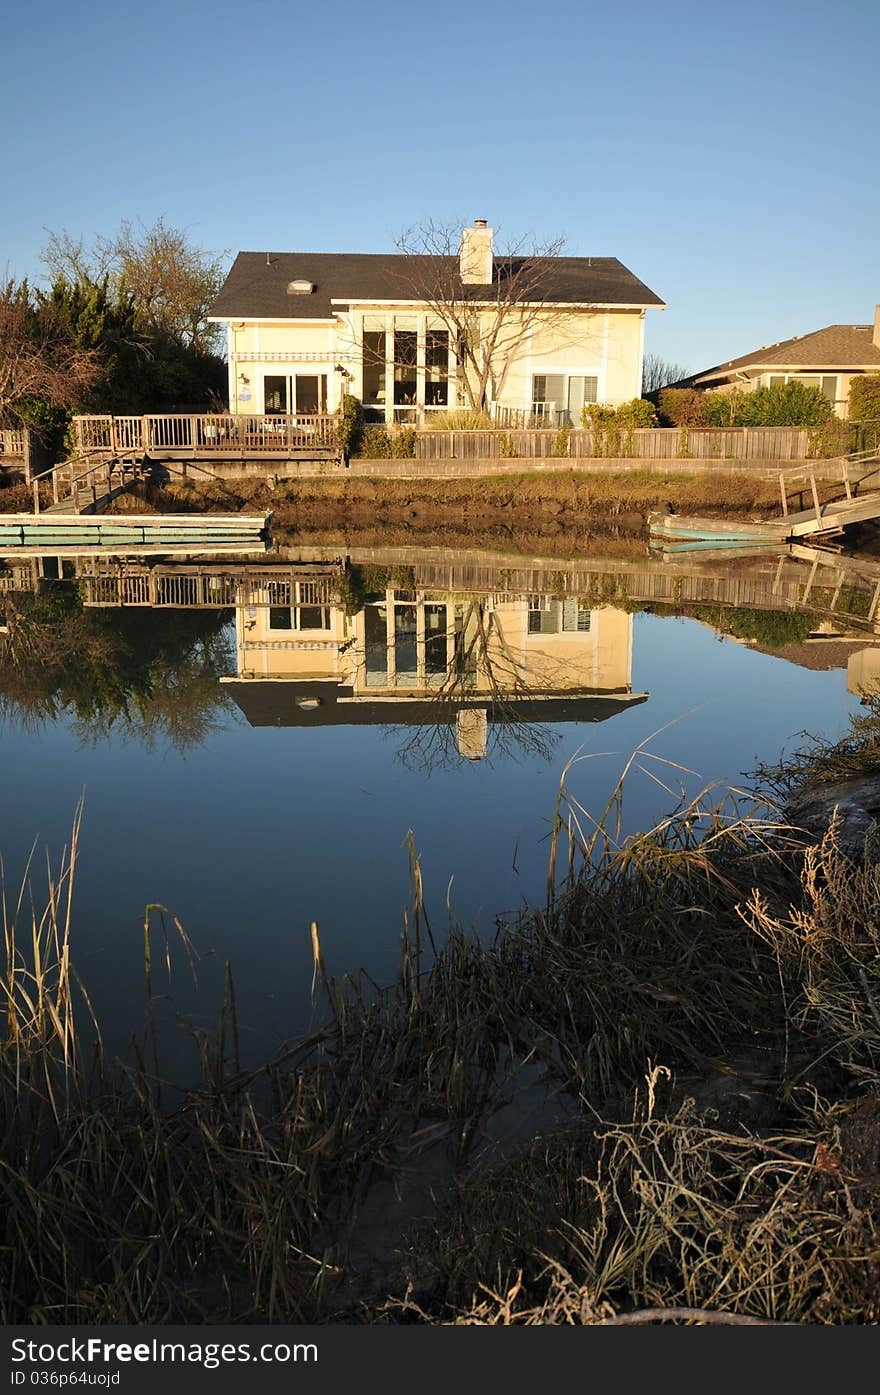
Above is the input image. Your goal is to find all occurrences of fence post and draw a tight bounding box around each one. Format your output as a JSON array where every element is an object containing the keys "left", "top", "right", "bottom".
[{"left": 32, "top": 479, "right": 40, "bottom": 514}]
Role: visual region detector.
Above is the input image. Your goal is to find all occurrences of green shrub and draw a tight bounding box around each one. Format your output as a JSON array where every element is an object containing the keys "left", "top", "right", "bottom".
[
  {"left": 360, "top": 425, "right": 392, "bottom": 457},
  {"left": 703, "top": 382, "right": 832, "bottom": 428},
  {"left": 336, "top": 393, "right": 364, "bottom": 457},
  {"left": 499, "top": 433, "right": 517, "bottom": 458},
  {"left": 807, "top": 418, "right": 851, "bottom": 459},
  {"left": 390, "top": 427, "right": 416, "bottom": 458},
  {"left": 582, "top": 399, "right": 656, "bottom": 456},
  {"left": 552, "top": 426, "right": 572, "bottom": 458},
  {"left": 848, "top": 374, "right": 880, "bottom": 424}
]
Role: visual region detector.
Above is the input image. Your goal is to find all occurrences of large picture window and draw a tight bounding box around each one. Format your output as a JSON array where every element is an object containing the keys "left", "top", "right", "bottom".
[
  {"left": 393, "top": 321, "right": 418, "bottom": 408},
  {"left": 425, "top": 329, "right": 449, "bottom": 407},
  {"left": 362, "top": 319, "right": 387, "bottom": 413}
]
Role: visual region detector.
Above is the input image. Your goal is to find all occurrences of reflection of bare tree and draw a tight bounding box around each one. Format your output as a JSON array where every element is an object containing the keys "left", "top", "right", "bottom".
[{"left": 388, "top": 599, "right": 561, "bottom": 773}]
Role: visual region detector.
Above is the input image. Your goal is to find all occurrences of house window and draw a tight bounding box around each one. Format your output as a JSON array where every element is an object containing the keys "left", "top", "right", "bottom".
[
  {"left": 567, "top": 376, "right": 598, "bottom": 424},
  {"left": 393, "top": 320, "right": 418, "bottom": 409},
  {"left": 295, "top": 375, "right": 326, "bottom": 414},
  {"left": 264, "top": 376, "right": 288, "bottom": 414},
  {"left": 263, "top": 374, "right": 327, "bottom": 415},
  {"left": 456, "top": 316, "right": 480, "bottom": 405},
  {"left": 298, "top": 606, "right": 330, "bottom": 630},
  {"left": 532, "top": 374, "right": 598, "bottom": 425},
  {"left": 766, "top": 373, "right": 838, "bottom": 402},
  {"left": 532, "top": 375, "right": 566, "bottom": 423},
  {"left": 362, "top": 320, "right": 387, "bottom": 413},
  {"left": 425, "top": 603, "right": 447, "bottom": 675},
  {"left": 821, "top": 376, "right": 838, "bottom": 401},
  {"left": 364, "top": 603, "right": 388, "bottom": 687},
  {"left": 394, "top": 603, "right": 418, "bottom": 684},
  {"left": 425, "top": 329, "right": 449, "bottom": 407},
  {"left": 561, "top": 599, "right": 591, "bottom": 632},
  {"left": 268, "top": 606, "right": 330, "bottom": 631},
  {"left": 527, "top": 595, "right": 560, "bottom": 634}
]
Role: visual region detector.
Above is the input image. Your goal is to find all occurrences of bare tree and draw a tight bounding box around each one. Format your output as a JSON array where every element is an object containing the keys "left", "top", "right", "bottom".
[
  {"left": 641, "top": 352, "right": 690, "bottom": 396},
  {"left": 0, "top": 280, "right": 101, "bottom": 424},
  {"left": 388, "top": 221, "right": 589, "bottom": 414},
  {"left": 43, "top": 218, "right": 228, "bottom": 355}
]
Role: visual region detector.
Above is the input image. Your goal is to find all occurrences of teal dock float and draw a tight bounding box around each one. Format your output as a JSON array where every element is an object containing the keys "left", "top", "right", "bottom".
[{"left": 0, "top": 512, "right": 272, "bottom": 548}]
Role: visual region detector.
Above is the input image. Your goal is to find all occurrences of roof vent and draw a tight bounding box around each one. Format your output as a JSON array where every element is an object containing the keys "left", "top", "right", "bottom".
[{"left": 287, "top": 279, "right": 314, "bottom": 296}]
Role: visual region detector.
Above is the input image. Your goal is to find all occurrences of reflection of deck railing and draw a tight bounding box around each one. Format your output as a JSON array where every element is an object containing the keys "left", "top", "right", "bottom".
[
  {"left": 72, "top": 413, "right": 341, "bottom": 459},
  {"left": 74, "top": 563, "right": 341, "bottom": 609}
]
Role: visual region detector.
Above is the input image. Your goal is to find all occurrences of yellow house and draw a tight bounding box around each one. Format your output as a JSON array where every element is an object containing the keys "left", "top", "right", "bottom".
[
  {"left": 683, "top": 309, "right": 880, "bottom": 418},
  {"left": 209, "top": 221, "right": 665, "bottom": 427}
]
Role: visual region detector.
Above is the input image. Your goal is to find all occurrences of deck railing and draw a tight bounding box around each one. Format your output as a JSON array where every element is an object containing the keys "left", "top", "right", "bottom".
[{"left": 72, "top": 413, "right": 340, "bottom": 457}]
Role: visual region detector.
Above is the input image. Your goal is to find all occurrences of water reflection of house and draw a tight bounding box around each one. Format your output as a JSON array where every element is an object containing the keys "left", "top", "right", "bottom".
[
  {"left": 222, "top": 584, "right": 648, "bottom": 753},
  {"left": 847, "top": 647, "right": 880, "bottom": 698}
]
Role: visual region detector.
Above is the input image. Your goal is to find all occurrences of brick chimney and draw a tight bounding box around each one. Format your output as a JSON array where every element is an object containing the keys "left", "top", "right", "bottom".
[
  {"left": 874, "top": 303, "right": 880, "bottom": 349},
  {"left": 459, "top": 219, "right": 493, "bottom": 285}
]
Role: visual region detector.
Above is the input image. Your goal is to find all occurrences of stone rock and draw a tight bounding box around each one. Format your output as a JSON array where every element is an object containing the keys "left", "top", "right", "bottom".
[{"left": 785, "top": 773, "right": 880, "bottom": 859}]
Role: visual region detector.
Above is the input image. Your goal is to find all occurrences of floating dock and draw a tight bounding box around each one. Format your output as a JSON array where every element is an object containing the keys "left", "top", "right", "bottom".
[
  {"left": 0, "top": 511, "right": 272, "bottom": 549},
  {"left": 648, "top": 493, "right": 880, "bottom": 544},
  {"left": 649, "top": 458, "right": 880, "bottom": 544}
]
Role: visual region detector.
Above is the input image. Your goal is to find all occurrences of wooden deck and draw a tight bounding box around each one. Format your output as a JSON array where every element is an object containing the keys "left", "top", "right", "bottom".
[{"left": 72, "top": 413, "right": 343, "bottom": 464}]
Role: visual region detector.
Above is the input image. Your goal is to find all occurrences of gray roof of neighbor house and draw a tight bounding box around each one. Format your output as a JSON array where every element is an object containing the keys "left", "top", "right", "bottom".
[
  {"left": 209, "top": 253, "right": 665, "bottom": 321},
  {"left": 689, "top": 324, "right": 880, "bottom": 385}
]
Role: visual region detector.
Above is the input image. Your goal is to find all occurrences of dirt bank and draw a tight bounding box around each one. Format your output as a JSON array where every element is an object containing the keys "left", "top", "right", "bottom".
[{"left": 105, "top": 468, "right": 828, "bottom": 536}]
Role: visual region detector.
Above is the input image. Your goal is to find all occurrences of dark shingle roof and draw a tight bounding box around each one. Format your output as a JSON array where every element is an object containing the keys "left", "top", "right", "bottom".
[
  {"left": 210, "top": 252, "right": 665, "bottom": 321},
  {"left": 691, "top": 324, "right": 880, "bottom": 385}
]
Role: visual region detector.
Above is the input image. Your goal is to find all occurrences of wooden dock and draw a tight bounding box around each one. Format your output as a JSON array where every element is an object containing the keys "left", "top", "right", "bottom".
[{"left": 650, "top": 456, "right": 880, "bottom": 544}]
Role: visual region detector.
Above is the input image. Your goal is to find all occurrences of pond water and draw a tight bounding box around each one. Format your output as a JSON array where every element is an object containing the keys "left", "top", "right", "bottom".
[{"left": 1, "top": 535, "right": 874, "bottom": 1065}]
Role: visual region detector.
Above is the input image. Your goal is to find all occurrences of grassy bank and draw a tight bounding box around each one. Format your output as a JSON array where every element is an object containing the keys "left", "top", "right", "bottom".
[
  {"left": 99, "top": 469, "right": 821, "bottom": 533},
  {"left": 3, "top": 720, "right": 880, "bottom": 1324}
]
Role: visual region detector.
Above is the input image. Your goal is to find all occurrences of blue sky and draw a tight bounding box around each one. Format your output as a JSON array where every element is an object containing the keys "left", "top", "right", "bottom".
[{"left": 5, "top": 0, "right": 878, "bottom": 372}]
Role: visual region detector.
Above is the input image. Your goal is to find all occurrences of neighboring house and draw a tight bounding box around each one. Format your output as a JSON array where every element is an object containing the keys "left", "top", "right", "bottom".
[
  {"left": 208, "top": 221, "right": 665, "bottom": 426},
  {"left": 682, "top": 308, "right": 880, "bottom": 417}
]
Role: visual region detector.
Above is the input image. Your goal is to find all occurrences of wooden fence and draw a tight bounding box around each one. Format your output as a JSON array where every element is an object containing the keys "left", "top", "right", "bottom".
[
  {"left": 70, "top": 414, "right": 831, "bottom": 465},
  {"left": 414, "top": 426, "right": 812, "bottom": 461}
]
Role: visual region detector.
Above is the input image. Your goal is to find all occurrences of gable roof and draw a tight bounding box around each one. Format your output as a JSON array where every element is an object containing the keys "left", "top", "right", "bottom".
[
  {"left": 210, "top": 252, "right": 665, "bottom": 321},
  {"left": 691, "top": 324, "right": 880, "bottom": 385}
]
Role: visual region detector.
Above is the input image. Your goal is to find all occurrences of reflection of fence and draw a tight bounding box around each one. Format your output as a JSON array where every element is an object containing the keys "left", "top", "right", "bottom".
[{"left": 72, "top": 414, "right": 341, "bottom": 459}]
